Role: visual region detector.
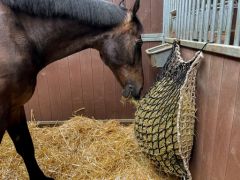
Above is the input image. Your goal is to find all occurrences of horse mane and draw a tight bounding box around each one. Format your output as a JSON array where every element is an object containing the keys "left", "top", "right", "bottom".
[{"left": 1, "top": 0, "right": 127, "bottom": 27}]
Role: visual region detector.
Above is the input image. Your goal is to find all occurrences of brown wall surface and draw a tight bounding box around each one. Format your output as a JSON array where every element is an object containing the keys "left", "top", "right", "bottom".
[
  {"left": 24, "top": 0, "right": 163, "bottom": 121},
  {"left": 179, "top": 48, "right": 240, "bottom": 180}
]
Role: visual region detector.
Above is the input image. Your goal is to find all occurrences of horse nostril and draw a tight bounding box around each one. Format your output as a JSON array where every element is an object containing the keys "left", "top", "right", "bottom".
[{"left": 128, "top": 84, "right": 134, "bottom": 91}]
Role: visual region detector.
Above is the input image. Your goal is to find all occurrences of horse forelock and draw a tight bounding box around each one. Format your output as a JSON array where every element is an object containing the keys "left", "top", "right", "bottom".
[
  {"left": 0, "top": 0, "right": 128, "bottom": 27},
  {"left": 113, "top": 11, "right": 143, "bottom": 36}
]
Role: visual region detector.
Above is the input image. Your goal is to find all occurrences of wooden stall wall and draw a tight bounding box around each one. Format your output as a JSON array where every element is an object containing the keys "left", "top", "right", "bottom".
[
  {"left": 24, "top": 0, "right": 163, "bottom": 121},
  {"left": 179, "top": 48, "right": 240, "bottom": 180}
]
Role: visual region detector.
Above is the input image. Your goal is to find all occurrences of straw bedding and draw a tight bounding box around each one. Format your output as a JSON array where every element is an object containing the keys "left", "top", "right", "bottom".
[{"left": 0, "top": 116, "right": 176, "bottom": 180}]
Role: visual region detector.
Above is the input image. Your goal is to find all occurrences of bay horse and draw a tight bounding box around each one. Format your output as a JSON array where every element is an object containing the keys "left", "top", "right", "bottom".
[{"left": 0, "top": 0, "right": 144, "bottom": 179}]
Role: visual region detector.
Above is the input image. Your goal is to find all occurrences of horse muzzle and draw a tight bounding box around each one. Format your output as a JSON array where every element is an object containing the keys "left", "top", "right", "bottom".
[{"left": 122, "top": 84, "right": 141, "bottom": 100}]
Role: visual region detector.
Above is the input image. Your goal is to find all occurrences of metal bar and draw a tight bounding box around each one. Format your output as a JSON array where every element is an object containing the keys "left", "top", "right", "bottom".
[
  {"left": 194, "top": 0, "right": 201, "bottom": 39},
  {"left": 175, "top": 0, "right": 178, "bottom": 37},
  {"left": 182, "top": 0, "right": 188, "bottom": 39},
  {"left": 190, "top": 0, "right": 196, "bottom": 40},
  {"left": 224, "top": 0, "right": 234, "bottom": 45},
  {"left": 141, "top": 33, "right": 164, "bottom": 42},
  {"left": 168, "top": 0, "right": 172, "bottom": 11},
  {"left": 176, "top": 0, "right": 181, "bottom": 38},
  {"left": 234, "top": 1, "right": 240, "bottom": 46},
  {"left": 210, "top": 0, "right": 218, "bottom": 42},
  {"left": 169, "top": 0, "right": 172, "bottom": 36},
  {"left": 163, "top": 0, "right": 166, "bottom": 35},
  {"left": 165, "top": 0, "right": 168, "bottom": 36},
  {"left": 199, "top": 0, "right": 206, "bottom": 41},
  {"left": 166, "top": 0, "right": 170, "bottom": 37},
  {"left": 186, "top": 0, "right": 192, "bottom": 40},
  {"left": 165, "top": 38, "right": 240, "bottom": 58},
  {"left": 217, "top": 0, "right": 225, "bottom": 44},
  {"left": 203, "top": 0, "right": 211, "bottom": 42},
  {"left": 180, "top": 0, "right": 185, "bottom": 39}
]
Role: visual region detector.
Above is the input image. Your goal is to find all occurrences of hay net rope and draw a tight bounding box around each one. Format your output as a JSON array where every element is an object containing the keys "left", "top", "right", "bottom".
[{"left": 135, "top": 41, "right": 203, "bottom": 179}]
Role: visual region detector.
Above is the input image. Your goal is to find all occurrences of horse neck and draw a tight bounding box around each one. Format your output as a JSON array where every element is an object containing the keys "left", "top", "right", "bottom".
[{"left": 18, "top": 14, "right": 112, "bottom": 68}]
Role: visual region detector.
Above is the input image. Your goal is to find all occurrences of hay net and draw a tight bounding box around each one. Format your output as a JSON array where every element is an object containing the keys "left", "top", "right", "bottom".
[{"left": 135, "top": 41, "right": 203, "bottom": 179}]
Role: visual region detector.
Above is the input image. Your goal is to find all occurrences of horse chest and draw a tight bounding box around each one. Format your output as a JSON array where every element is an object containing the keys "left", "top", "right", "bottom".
[{"left": 0, "top": 53, "right": 37, "bottom": 105}]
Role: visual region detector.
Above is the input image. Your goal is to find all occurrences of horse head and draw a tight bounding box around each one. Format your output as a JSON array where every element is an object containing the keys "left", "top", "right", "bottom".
[{"left": 98, "top": 0, "right": 143, "bottom": 100}]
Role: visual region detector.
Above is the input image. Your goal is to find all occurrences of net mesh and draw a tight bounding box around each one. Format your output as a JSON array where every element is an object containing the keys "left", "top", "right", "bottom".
[{"left": 134, "top": 42, "right": 203, "bottom": 179}]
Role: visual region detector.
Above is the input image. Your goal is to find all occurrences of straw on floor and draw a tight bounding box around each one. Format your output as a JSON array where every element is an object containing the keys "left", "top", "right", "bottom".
[{"left": 0, "top": 116, "right": 176, "bottom": 180}]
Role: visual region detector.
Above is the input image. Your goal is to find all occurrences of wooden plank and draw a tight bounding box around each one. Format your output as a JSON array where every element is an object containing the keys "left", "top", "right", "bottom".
[
  {"left": 56, "top": 58, "right": 73, "bottom": 120},
  {"left": 44, "top": 62, "right": 63, "bottom": 121},
  {"left": 104, "top": 0, "right": 118, "bottom": 119},
  {"left": 210, "top": 59, "right": 239, "bottom": 180},
  {"left": 68, "top": 53, "right": 85, "bottom": 116},
  {"left": 91, "top": 49, "right": 106, "bottom": 119},
  {"left": 36, "top": 69, "right": 52, "bottom": 121},
  {"left": 79, "top": 49, "right": 95, "bottom": 117},
  {"left": 188, "top": 49, "right": 211, "bottom": 180},
  {"left": 24, "top": 103, "right": 30, "bottom": 121},
  {"left": 25, "top": 86, "right": 42, "bottom": 121},
  {"left": 200, "top": 55, "right": 224, "bottom": 179},
  {"left": 115, "top": 81, "right": 124, "bottom": 119},
  {"left": 151, "top": 0, "right": 163, "bottom": 33},
  {"left": 225, "top": 66, "right": 240, "bottom": 180},
  {"left": 194, "top": 53, "right": 212, "bottom": 180}
]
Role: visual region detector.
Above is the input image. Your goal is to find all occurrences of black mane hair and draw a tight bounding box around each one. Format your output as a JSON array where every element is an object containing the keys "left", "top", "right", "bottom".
[{"left": 1, "top": 0, "right": 127, "bottom": 27}]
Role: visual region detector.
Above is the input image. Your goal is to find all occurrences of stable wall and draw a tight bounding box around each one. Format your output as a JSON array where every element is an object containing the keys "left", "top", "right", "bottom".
[{"left": 180, "top": 48, "right": 240, "bottom": 180}]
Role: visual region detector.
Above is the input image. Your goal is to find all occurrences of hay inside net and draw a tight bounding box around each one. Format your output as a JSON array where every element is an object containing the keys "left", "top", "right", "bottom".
[
  {"left": 135, "top": 42, "right": 203, "bottom": 179},
  {"left": 0, "top": 116, "right": 176, "bottom": 180}
]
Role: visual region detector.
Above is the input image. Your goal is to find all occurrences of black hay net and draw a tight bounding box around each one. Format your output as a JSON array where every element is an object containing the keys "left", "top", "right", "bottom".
[{"left": 134, "top": 42, "right": 203, "bottom": 179}]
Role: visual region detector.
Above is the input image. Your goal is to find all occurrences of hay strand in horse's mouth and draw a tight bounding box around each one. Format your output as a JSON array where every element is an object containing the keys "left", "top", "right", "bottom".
[
  {"left": 0, "top": 116, "right": 175, "bottom": 179},
  {"left": 120, "top": 96, "right": 139, "bottom": 107}
]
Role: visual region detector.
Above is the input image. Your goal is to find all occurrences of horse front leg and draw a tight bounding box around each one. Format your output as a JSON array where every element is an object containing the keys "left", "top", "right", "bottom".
[{"left": 7, "top": 106, "right": 53, "bottom": 180}]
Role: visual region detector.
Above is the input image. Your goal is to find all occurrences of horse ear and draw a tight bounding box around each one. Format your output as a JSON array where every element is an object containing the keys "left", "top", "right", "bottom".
[
  {"left": 132, "top": 0, "right": 140, "bottom": 17},
  {"left": 119, "top": 0, "right": 127, "bottom": 10}
]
